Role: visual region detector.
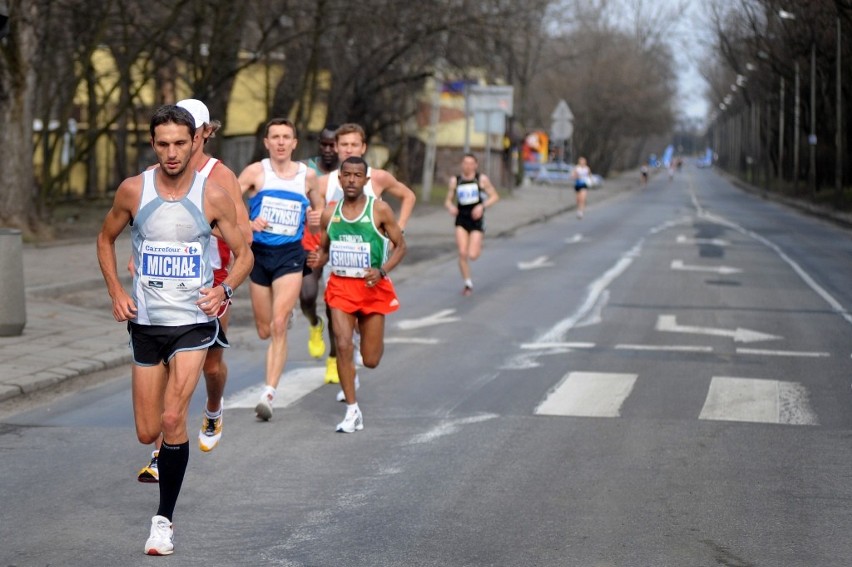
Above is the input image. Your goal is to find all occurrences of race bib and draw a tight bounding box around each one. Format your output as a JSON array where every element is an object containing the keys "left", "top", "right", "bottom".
[
  {"left": 140, "top": 240, "right": 203, "bottom": 291},
  {"left": 457, "top": 182, "right": 480, "bottom": 206},
  {"left": 259, "top": 195, "right": 303, "bottom": 236},
  {"left": 330, "top": 240, "right": 371, "bottom": 278}
]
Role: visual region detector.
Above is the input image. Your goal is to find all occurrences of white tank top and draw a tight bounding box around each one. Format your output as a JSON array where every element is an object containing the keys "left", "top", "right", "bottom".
[
  {"left": 197, "top": 158, "right": 224, "bottom": 270},
  {"left": 131, "top": 169, "right": 214, "bottom": 326},
  {"left": 325, "top": 167, "right": 377, "bottom": 203}
]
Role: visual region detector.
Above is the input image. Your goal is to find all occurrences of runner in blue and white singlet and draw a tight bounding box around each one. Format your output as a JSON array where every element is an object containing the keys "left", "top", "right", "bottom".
[
  {"left": 248, "top": 158, "right": 310, "bottom": 247},
  {"left": 237, "top": 118, "right": 324, "bottom": 422}
]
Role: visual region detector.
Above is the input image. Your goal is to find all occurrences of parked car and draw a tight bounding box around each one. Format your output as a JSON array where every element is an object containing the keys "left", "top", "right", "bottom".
[{"left": 532, "top": 161, "right": 573, "bottom": 185}]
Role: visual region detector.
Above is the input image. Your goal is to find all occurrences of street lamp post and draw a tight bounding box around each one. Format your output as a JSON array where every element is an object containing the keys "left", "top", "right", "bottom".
[
  {"left": 836, "top": 17, "right": 843, "bottom": 206},
  {"left": 809, "top": 41, "right": 817, "bottom": 200},
  {"left": 779, "top": 77, "right": 785, "bottom": 181},
  {"left": 794, "top": 61, "right": 800, "bottom": 194}
]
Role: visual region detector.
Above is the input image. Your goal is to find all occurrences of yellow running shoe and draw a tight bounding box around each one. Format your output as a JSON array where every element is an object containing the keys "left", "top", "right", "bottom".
[
  {"left": 325, "top": 356, "right": 339, "bottom": 384},
  {"left": 308, "top": 317, "right": 326, "bottom": 359},
  {"left": 137, "top": 450, "right": 159, "bottom": 483}
]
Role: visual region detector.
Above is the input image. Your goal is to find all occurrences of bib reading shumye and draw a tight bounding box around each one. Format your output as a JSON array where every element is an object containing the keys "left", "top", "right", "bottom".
[{"left": 330, "top": 238, "right": 372, "bottom": 278}]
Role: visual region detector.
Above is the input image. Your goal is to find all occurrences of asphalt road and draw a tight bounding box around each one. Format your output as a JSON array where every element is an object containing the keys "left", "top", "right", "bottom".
[{"left": 3, "top": 167, "right": 852, "bottom": 566}]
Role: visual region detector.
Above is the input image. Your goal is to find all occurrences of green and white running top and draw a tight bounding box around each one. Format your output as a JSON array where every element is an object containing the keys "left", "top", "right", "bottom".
[{"left": 327, "top": 195, "right": 389, "bottom": 278}]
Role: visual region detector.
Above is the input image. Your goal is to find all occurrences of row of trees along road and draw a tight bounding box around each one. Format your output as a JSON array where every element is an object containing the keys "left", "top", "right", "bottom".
[
  {"left": 1, "top": 0, "right": 683, "bottom": 238},
  {"left": 703, "top": 0, "right": 852, "bottom": 212}
]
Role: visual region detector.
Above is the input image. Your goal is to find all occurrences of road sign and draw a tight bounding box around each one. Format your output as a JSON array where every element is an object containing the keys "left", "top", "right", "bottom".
[
  {"left": 468, "top": 85, "right": 514, "bottom": 116},
  {"left": 550, "top": 99, "right": 573, "bottom": 141}
]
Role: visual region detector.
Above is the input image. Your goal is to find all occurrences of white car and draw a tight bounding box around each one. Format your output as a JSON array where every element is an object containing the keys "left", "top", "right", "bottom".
[{"left": 532, "top": 161, "right": 573, "bottom": 185}]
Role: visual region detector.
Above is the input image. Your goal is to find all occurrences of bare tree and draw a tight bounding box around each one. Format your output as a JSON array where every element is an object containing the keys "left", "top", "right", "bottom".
[{"left": 0, "top": 0, "right": 39, "bottom": 235}]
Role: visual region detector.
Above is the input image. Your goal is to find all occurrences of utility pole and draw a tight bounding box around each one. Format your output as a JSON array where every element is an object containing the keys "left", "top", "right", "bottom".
[{"left": 421, "top": 73, "right": 442, "bottom": 203}]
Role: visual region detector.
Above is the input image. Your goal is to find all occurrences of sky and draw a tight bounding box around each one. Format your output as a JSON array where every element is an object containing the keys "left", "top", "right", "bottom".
[
  {"left": 674, "top": 0, "right": 714, "bottom": 123},
  {"left": 602, "top": 0, "right": 714, "bottom": 124}
]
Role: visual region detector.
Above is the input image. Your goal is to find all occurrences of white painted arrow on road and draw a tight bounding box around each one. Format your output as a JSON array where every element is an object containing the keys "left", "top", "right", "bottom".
[
  {"left": 676, "top": 234, "right": 730, "bottom": 246},
  {"left": 518, "top": 255, "right": 554, "bottom": 270},
  {"left": 671, "top": 259, "right": 742, "bottom": 275},
  {"left": 656, "top": 315, "right": 782, "bottom": 343},
  {"left": 397, "top": 309, "right": 460, "bottom": 330}
]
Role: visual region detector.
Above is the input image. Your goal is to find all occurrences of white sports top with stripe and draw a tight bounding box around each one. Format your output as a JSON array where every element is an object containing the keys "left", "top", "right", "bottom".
[
  {"left": 131, "top": 169, "right": 214, "bottom": 326},
  {"left": 325, "top": 167, "right": 377, "bottom": 204}
]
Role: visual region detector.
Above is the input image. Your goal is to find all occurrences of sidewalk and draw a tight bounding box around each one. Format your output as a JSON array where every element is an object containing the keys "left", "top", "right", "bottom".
[{"left": 0, "top": 172, "right": 640, "bottom": 403}]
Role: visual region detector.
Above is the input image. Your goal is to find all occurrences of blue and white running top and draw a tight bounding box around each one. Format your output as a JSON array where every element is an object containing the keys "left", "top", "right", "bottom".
[
  {"left": 324, "top": 166, "right": 377, "bottom": 204},
  {"left": 131, "top": 169, "right": 214, "bottom": 326},
  {"left": 248, "top": 159, "right": 309, "bottom": 246}
]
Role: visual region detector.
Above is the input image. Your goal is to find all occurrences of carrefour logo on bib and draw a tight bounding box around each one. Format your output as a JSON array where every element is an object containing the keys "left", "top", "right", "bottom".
[{"left": 144, "top": 243, "right": 186, "bottom": 254}]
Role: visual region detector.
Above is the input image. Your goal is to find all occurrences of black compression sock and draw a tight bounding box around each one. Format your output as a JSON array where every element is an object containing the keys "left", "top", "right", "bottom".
[{"left": 156, "top": 440, "right": 189, "bottom": 521}]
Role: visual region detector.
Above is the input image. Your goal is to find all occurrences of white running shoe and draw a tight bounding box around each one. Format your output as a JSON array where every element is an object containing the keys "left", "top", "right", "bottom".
[
  {"left": 198, "top": 399, "right": 223, "bottom": 452},
  {"left": 336, "top": 407, "right": 364, "bottom": 433},
  {"left": 336, "top": 375, "right": 360, "bottom": 402},
  {"left": 255, "top": 390, "right": 274, "bottom": 421},
  {"left": 144, "top": 515, "right": 174, "bottom": 556}
]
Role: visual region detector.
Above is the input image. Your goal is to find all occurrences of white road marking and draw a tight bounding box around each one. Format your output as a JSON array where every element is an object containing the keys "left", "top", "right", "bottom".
[
  {"left": 503, "top": 239, "right": 643, "bottom": 370},
  {"left": 575, "top": 289, "right": 608, "bottom": 328},
  {"left": 699, "top": 376, "right": 818, "bottom": 425},
  {"left": 535, "top": 372, "right": 638, "bottom": 417},
  {"left": 397, "top": 308, "right": 460, "bottom": 330},
  {"left": 224, "top": 367, "right": 325, "bottom": 409},
  {"left": 671, "top": 259, "right": 742, "bottom": 275},
  {"left": 615, "top": 344, "right": 714, "bottom": 353},
  {"left": 518, "top": 255, "right": 554, "bottom": 270},
  {"left": 540, "top": 243, "right": 641, "bottom": 344},
  {"left": 520, "top": 342, "right": 596, "bottom": 350},
  {"left": 676, "top": 234, "right": 730, "bottom": 246},
  {"left": 565, "top": 234, "right": 584, "bottom": 244},
  {"left": 656, "top": 314, "right": 782, "bottom": 343},
  {"left": 702, "top": 211, "right": 852, "bottom": 327},
  {"left": 736, "top": 348, "right": 830, "bottom": 358},
  {"left": 385, "top": 337, "right": 441, "bottom": 345},
  {"left": 407, "top": 413, "right": 499, "bottom": 444}
]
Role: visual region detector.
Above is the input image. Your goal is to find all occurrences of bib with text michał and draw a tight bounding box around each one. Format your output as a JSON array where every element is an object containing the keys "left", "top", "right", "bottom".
[{"left": 140, "top": 240, "right": 203, "bottom": 292}]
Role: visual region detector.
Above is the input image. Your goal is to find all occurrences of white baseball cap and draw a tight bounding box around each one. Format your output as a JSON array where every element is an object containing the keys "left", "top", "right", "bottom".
[{"left": 176, "top": 98, "right": 210, "bottom": 128}]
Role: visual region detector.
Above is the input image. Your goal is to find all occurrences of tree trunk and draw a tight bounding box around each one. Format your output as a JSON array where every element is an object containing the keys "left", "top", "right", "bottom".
[{"left": 0, "top": 0, "right": 40, "bottom": 236}]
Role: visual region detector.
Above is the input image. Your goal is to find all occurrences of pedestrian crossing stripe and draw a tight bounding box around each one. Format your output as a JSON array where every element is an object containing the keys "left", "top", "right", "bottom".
[
  {"left": 535, "top": 372, "right": 818, "bottom": 426},
  {"left": 699, "top": 376, "right": 818, "bottom": 425},
  {"left": 535, "top": 372, "right": 638, "bottom": 417},
  {"left": 224, "top": 367, "right": 327, "bottom": 410}
]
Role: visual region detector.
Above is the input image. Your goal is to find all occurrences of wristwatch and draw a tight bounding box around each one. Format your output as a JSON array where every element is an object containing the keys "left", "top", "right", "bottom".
[
  {"left": 378, "top": 268, "right": 387, "bottom": 278},
  {"left": 220, "top": 283, "right": 234, "bottom": 300}
]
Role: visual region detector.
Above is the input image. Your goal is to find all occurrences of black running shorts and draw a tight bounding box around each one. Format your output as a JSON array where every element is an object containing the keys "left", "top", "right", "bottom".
[
  {"left": 250, "top": 241, "right": 307, "bottom": 286},
  {"left": 128, "top": 320, "right": 220, "bottom": 366}
]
